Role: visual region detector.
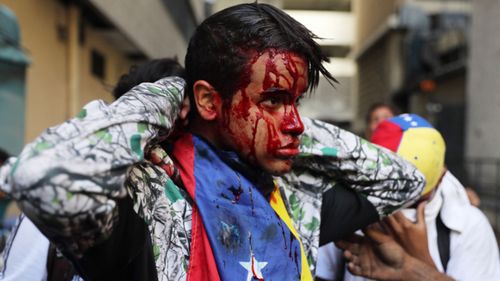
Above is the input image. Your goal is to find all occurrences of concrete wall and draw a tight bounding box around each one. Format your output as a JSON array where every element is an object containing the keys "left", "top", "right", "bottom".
[
  {"left": 354, "top": 31, "right": 406, "bottom": 132},
  {"left": 353, "top": 0, "right": 399, "bottom": 46},
  {"left": 285, "top": 10, "right": 355, "bottom": 46},
  {"left": 89, "top": 0, "right": 187, "bottom": 59},
  {"left": 466, "top": 0, "right": 500, "bottom": 159},
  {"left": 299, "top": 58, "right": 356, "bottom": 122},
  {"left": 79, "top": 24, "right": 134, "bottom": 107}
]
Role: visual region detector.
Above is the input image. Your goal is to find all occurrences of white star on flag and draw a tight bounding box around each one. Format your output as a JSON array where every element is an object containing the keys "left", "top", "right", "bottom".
[{"left": 239, "top": 254, "right": 268, "bottom": 281}]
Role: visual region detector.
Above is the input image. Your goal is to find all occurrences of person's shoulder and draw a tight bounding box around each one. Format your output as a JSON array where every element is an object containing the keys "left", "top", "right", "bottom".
[
  {"left": 454, "top": 204, "right": 496, "bottom": 242},
  {"left": 463, "top": 205, "right": 493, "bottom": 229}
]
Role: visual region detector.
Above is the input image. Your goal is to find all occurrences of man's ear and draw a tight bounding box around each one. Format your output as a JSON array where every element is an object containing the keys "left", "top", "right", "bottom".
[{"left": 192, "top": 80, "right": 221, "bottom": 121}]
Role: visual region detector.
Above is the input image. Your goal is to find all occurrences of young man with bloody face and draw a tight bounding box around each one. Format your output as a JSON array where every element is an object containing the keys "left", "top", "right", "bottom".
[
  {"left": 1, "top": 3, "right": 425, "bottom": 281},
  {"left": 191, "top": 50, "right": 307, "bottom": 175}
]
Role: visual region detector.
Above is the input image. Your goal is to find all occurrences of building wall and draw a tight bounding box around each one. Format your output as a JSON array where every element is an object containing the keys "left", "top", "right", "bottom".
[
  {"left": 3, "top": 0, "right": 70, "bottom": 143},
  {"left": 354, "top": 31, "right": 405, "bottom": 132},
  {"left": 89, "top": 0, "right": 187, "bottom": 59},
  {"left": 353, "top": 0, "right": 399, "bottom": 46},
  {"left": 466, "top": 0, "right": 500, "bottom": 159},
  {"left": 79, "top": 24, "right": 134, "bottom": 107},
  {"left": 2, "top": 0, "right": 135, "bottom": 143}
]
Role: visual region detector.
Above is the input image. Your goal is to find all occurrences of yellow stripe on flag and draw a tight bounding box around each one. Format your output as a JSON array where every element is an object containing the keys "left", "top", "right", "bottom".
[{"left": 269, "top": 183, "right": 313, "bottom": 281}]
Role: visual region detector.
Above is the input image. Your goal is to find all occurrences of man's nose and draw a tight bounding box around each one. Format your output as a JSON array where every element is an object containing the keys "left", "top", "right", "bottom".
[{"left": 281, "top": 106, "right": 304, "bottom": 135}]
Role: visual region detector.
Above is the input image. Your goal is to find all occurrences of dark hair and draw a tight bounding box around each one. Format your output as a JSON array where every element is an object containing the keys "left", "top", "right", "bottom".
[
  {"left": 0, "top": 148, "right": 9, "bottom": 165},
  {"left": 185, "top": 3, "right": 336, "bottom": 102},
  {"left": 365, "top": 102, "right": 400, "bottom": 123},
  {"left": 113, "top": 58, "right": 185, "bottom": 99}
]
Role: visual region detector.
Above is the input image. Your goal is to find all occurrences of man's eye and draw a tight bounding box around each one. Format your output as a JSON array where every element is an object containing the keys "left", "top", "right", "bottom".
[{"left": 262, "top": 97, "right": 284, "bottom": 107}]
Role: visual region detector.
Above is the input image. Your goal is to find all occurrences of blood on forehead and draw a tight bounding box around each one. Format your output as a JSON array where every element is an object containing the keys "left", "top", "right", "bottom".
[
  {"left": 261, "top": 49, "right": 307, "bottom": 94},
  {"left": 236, "top": 49, "right": 308, "bottom": 94}
]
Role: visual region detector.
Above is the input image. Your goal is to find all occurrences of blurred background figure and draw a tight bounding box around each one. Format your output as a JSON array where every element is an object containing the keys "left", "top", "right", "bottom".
[
  {"left": 324, "top": 114, "right": 500, "bottom": 281},
  {"left": 0, "top": 148, "right": 12, "bottom": 251},
  {"left": 112, "top": 58, "right": 185, "bottom": 100},
  {"left": 0, "top": 149, "right": 8, "bottom": 166},
  {"left": 364, "top": 102, "right": 398, "bottom": 140}
]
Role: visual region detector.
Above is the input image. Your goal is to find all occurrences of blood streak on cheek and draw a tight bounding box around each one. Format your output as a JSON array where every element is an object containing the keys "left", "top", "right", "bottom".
[
  {"left": 249, "top": 112, "right": 265, "bottom": 161},
  {"left": 222, "top": 52, "right": 259, "bottom": 131},
  {"left": 264, "top": 114, "right": 281, "bottom": 155}
]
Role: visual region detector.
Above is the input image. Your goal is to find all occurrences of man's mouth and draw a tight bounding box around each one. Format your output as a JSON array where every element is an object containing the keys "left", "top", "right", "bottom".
[{"left": 274, "top": 142, "right": 300, "bottom": 158}]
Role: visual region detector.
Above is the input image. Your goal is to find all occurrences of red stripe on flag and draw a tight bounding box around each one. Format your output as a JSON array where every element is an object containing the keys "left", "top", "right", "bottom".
[
  {"left": 171, "top": 133, "right": 196, "bottom": 198},
  {"left": 171, "top": 133, "right": 221, "bottom": 281},
  {"left": 187, "top": 206, "right": 221, "bottom": 281}
]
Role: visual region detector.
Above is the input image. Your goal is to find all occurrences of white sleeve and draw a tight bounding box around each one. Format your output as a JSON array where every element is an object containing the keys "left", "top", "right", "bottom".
[
  {"left": 446, "top": 206, "right": 500, "bottom": 281},
  {"left": 0, "top": 216, "right": 49, "bottom": 281},
  {"left": 315, "top": 242, "right": 344, "bottom": 280}
]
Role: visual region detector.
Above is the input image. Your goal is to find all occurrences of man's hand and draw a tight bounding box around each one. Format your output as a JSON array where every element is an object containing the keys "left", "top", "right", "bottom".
[
  {"left": 336, "top": 223, "right": 454, "bottom": 281},
  {"left": 465, "top": 187, "right": 480, "bottom": 207},
  {"left": 336, "top": 224, "right": 407, "bottom": 281},
  {"left": 384, "top": 202, "right": 436, "bottom": 268}
]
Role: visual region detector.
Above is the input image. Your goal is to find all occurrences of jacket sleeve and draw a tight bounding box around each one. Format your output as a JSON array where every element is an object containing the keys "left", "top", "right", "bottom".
[
  {"left": 3, "top": 77, "right": 185, "bottom": 258},
  {"left": 295, "top": 117, "right": 425, "bottom": 218}
]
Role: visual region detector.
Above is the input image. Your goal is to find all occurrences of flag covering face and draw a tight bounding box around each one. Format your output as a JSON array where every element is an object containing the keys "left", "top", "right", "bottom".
[
  {"left": 371, "top": 113, "right": 446, "bottom": 195},
  {"left": 171, "top": 134, "right": 312, "bottom": 281}
]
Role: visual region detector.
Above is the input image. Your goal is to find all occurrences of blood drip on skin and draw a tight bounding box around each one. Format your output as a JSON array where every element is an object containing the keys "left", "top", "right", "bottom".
[
  {"left": 220, "top": 53, "right": 260, "bottom": 158},
  {"left": 266, "top": 118, "right": 281, "bottom": 155}
]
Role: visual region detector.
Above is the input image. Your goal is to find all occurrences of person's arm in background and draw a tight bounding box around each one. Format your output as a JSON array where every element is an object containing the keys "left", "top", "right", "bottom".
[
  {"left": 337, "top": 225, "right": 454, "bottom": 281},
  {"left": 1, "top": 77, "right": 185, "bottom": 259},
  {"left": 383, "top": 202, "right": 437, "bottom": 269}
]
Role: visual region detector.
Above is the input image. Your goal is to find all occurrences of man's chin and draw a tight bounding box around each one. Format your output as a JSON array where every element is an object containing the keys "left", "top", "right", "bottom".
[{"left": 263, "top": 159, "right": 294, "bottom": 176}]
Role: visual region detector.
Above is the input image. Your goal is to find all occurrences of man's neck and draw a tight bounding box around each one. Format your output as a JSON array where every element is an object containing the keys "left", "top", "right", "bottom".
[{"left": 189, "top": 117, "right": 225, "bottom": 149}]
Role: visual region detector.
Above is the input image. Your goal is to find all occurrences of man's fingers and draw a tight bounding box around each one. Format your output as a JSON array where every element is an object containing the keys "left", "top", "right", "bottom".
[
  {"left": 337, "top": 240, "right": 360, "bottom": 256},
  {"left": 416, "top": 201, "right": 427, "bottom": 225},
  {"left": 385, "top": 215, "right": 403, "bottom": 235},
  {"left": 364, "top": 224, "right": 392, "bottom": 244},
  {"left": 393, "top": 211, "right": 410, "bottom": 225},
  {"left": 347, "top": 262, "right": 363, "bottom": 276},
  {"left": 343, "top": 249, "right": 356, "bottom": 262}
]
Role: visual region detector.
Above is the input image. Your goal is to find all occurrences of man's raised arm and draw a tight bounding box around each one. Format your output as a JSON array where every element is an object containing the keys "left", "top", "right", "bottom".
[
  {"left": 2, "top": 77, "right": 185, "bottom": 258},
  {"left": 296, "top": 117, "right": 424, "bottom": 217},
  {"left": 277, "top": 117, "right": 425, "bottom": 263}
]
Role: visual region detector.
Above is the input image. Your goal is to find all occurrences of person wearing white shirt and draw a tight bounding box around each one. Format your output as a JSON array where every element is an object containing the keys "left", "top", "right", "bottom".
[{"left": 318, "top": 114, "right": 500, "bottom": 281}]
